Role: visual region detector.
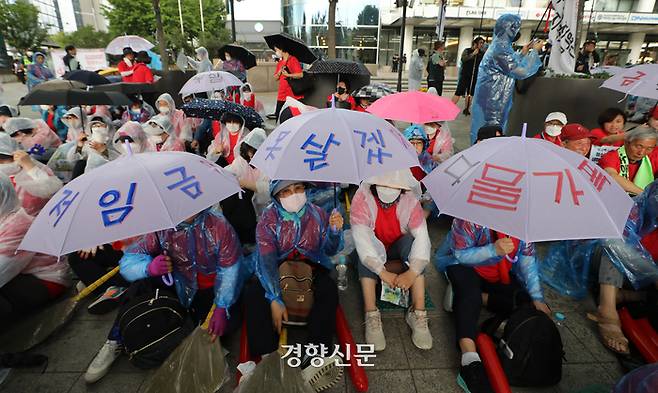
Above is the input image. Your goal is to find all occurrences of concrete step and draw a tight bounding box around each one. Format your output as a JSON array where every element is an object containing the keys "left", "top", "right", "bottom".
[{"left": 369, "top": 77, "right": 458, "bottom": 91}]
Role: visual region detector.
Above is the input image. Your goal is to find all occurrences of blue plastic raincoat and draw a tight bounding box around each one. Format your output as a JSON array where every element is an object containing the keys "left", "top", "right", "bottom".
[
  {"left": 435, "top": 218, "right": 544, "bottom": 301},
  {"left": 403, "top": 124, "right": 436, "bottom": 175},
  {"left": 470, "top": 14, "right": 542, "bottom": 144},
  {"left": 254, "top": 181, "right": 343, "bottom": 305},
  {"left": 541, "top": 181, "right": 658, "bottom": 297},
  {"left": 119, "top": 208, "right": 245, "bottom": 310}
]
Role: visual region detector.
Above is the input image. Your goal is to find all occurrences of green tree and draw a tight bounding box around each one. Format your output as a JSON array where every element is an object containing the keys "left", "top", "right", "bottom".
[
  {"left": 102, "top": 0, "right": 230, "bottom": 54},
  {"left": 51, "top": 26, "right": 114, "bottom": 49},
  {"left": 0, "top": 0, "right": 48, "bottom": 55}
]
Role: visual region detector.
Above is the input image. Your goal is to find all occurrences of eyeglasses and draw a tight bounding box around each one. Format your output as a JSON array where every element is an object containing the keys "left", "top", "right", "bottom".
[{"left": 278, "top": 184, "right": 305, "bottom": 199}]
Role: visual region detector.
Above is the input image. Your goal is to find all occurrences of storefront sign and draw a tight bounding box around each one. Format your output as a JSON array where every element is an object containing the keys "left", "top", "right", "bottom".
[
  {"left": 594, "top": 12, "right": 629, "bottom": 23},
  {"left": 458, "top": 7, "right": 494, "bottom": 19},
  {"left": 493, "top": 8, "right": 527, "bottom": 19},
  {"left": 628, "top": 13, "right": 658, "bottom": 24},
  {"left": 548, "top": 0, "right": 578, "bottom": 75}
]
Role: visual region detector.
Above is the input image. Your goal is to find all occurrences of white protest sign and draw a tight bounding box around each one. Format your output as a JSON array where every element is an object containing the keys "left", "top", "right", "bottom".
[
  {"left": 51, "top": 48, "right": 109, "bottom": 77},
  {"left": 548, "top": 0, "right": 578, "bottom": 75},
  {"left": 589, "top": 145, "right": 618, "bottom": 163}
]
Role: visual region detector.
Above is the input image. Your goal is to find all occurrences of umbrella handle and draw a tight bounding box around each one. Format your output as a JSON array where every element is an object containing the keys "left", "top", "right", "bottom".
[
  {"left": 504, "top": 255, "right": 518, "bottom": 263},
  {"left": 74, "top": 266, "right": 120, "bottom": 302},
  {"left": 162, "top": 272, "right": 174, "bottom": 286}
]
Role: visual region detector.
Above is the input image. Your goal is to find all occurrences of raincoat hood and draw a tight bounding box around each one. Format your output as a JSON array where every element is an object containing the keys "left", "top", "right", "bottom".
[
  {"left": 364, "top": 169, "right": 416, "bottom": 191},
  {"left": 242, "top": 127, "right": 266, "bottom": 150},
  {"left": 113, "top": 121, "right": 150, "bottom": 153},
  {"left": 195, "top": 47, "right": 209, "bottom": 60},
  {"left": 155, "top": 93, "right": 177, "bottom": 114},
  {"left": 32, "top": 52, "right": 47, "bottom": 64},
  {"left": 403, "top": 124, "right": 429, "bottom": 150},
  {"left": 240, "top": 83, "right": 253, "bottom": 94},
  {"left": 494, "top": 13, "right": 522, "bottom": 43},
  {"left": 0, "top": 133, "right": 18, "bottom": 156},
  {"left": 86, "top": 113, "right": 113, "bottom": 133},
  {"left": 145, "top": 114, "right": 173, "bottom": 135},
  {"left": 64, "top": 107, "right": 88, "bottom": 127},
  {"left": 3, "top": 118, "right": 36, "bottom": 135},
  {"left": 0, "top": 105, "right": 18, "bottom": 118},
  {"left": 0, "top": 173, "right": 19, "bottom": 220}
]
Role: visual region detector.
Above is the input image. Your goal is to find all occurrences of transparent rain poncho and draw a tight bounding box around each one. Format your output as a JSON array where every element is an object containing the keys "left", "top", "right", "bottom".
[
  {"left": 254, "top": 181, "right": 343, "bottom": 304},
  {"left": 541, "top": 180, "right": 658, "bottom": 296},
  {"left": 435, "top": 218, "right": 544, "bottom": 301},
  {"left": 65, "top": 112, "right": 121, "bottom": 174},
  {"left": 0, "top": 133, "right": 63, "bottom": 216},
  {"left": 62, "top": 106, "right": 88, "bottom": 143},
  {"left": 144, "top": 115, "right": 186, "bottom": 152},
  {"left": 119, "top": 209, "right": 245, "bottom": 310},
  {"left": 155, "top": 93, "right": 192, "bottom": 141},
  {"left": 3, "top": 117, "right": 61, "bottom": 155},
  {"left": 112, "top": 121, "right": 153, "bottom": 155},
  {"left": 470, "top": 14, "right": 542, "bottom": 144}
]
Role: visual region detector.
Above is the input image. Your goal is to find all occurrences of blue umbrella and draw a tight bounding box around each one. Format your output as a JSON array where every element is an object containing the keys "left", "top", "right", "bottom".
[{"left": 181, "top": 98, "right": 264, "bottom": 130}]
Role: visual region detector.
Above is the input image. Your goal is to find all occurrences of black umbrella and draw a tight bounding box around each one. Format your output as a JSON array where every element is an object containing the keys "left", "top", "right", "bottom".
[
  {"left": 92, "top": 82, "right": 158, "bottom": 95},
  {"left": 32, "top": 79, "right": 86, "bottom": 91},
  {"left": 218, "top": 44, "right": 257, "bottom": 70},
  {"left": 181, "top": 99, "right": 264, "bottom": 130},
  {"left": 19, "top": 89, "right": 132, "bottom": 106},
  {"left": 63, "top": 70, "right": 110, "bottom": 86},
  {"left": 308, "top": 59, "right": 371, "bottom": 77},
  {"left": 264, "top": 33, "right": 317, "bottom": 65}
]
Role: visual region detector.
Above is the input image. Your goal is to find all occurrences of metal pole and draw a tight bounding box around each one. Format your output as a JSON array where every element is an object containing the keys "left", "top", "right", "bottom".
[
  {"left": 177, "top": 0, "right": 184, "bottom": 35},
  {"left": 396, "top": 0, "right": 407, "bottom": 92},
  {"left": 200, "top": 0, "right": 205, "bottom": 32},
  {"left": 230, "top": 0, "right": 237, "bottom": 42},
  {"left": 585, "top": 0, "right": 596, "bottom": 41}
]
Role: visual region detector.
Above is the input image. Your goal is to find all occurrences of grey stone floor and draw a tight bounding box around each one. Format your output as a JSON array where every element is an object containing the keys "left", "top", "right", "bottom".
[{"left": 0, "top": 83, "right": 626, "bottom": 392}]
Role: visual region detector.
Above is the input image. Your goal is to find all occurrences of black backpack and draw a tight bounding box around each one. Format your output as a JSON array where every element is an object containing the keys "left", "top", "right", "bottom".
[
  {"left": 483, "top": 307, "right": 564, "bottom": 387},
  {"left": 118, "top": 288, "right": 193, "bottom": 369}
]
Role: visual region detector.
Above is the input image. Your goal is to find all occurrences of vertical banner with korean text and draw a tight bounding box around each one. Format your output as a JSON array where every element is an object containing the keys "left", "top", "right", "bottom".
[
  {"left": 548, "top": 0, "right": 578, "bottom": 74},
  {"left": 436, "top": 0, "right": 447, "bottom": 40}
]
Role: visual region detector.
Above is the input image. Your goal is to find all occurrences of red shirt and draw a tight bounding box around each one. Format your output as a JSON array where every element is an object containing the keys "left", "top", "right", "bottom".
[
  {"left": 354, "top": 105, "right": 366, "bottom": 112},
  {"left": 533, "top": 132, "right": 562, "bottom": 146},
  {"left": 326, "top": 94, "right": 356, "bottom": 110},
  {"left": 373, "top": 199, "right": 403, "bottom": 249},
  {"left": 276, "top": 56, "right": 303, "bottom": 101},
  {"left": 598, "top": 148, "right": 658, "bottom": 180},
  {"left": 474, "top": 232, "right": 520, "bottom": 284},
  {"left": 591, "top": 128, "right": 624, "bottom": 147},
  {"left": 117, "top": 59, "right": 134, "bottom": 82},
  {"left": 197, "top": 272, "right": 216, "bottom": 290},
  {"left": 131, "top": 63, "right": 154, "bottom": 83},
  {"left": 46, "top": 112, "right": 55, "bottom": 131},
  {"left": 226, "top": 132, "right": 240, "bottom": 164},
  {"left": 212, "top": 121, "right": 221, "bottom": 138}
]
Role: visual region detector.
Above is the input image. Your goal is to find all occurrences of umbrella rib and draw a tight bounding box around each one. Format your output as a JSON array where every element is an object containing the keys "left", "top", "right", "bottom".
[
  {"left": 55, "top": 172, "right": 95, "bottom": 256},
  {"left": 335, "top": 110, "right": 362, "bottom": 184},
  {"left": 132, "top": 156, "right": 177, "bottom": 228},
  {"left": 522, "top": 138, "right": 532, "bottom": 242}
]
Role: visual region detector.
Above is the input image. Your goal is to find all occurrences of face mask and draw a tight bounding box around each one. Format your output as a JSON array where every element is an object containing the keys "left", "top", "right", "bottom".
[
  {"left": 545, "top": 124, "right": 562, "bottom": 137},
  {"left": 65, "top": 118, "right": 81, "bottom": 128},
  {"left": 159, "top": 106, "right": 170, "bottom": 115},
  {"left": 40, "top": 105, "right": 49, "bottom": 111},
  {"left": 91, "top": 126, "right": 109, "bottom": 143},
  {"left": 376, "top": 186, "right": 401, "bottom": 204},
  {"left": 226, "top": 123, "right": 240, "bottom": 133},
  {"left": 280, "top": 192, "right": 307, "bottom": 213},
  {"left": 242, "top": 92, "right": 252, "bottom": 100},
  {"left": 337, "top": 87, "right": 346, "bottom": 95},
  {"left": 130, "top": 108, "right": 141, "bottom": 115},
  {"left": 213, "top": 92, "right": 223, "bottom": 99},
  {"left": 149, "top": 134, "right": 164, "bottom": 145},
  {"left": 275, "top": 50, "right": 283, "bottom": 58},
  {"left": 119, "top": 142, "right": 139, "bottom": 154},
  {"left": 0, "top": 162, "right": 20, "bottom": 176},
  {"left": 424, "top": 125, "right": 437, "bottom": 138}
]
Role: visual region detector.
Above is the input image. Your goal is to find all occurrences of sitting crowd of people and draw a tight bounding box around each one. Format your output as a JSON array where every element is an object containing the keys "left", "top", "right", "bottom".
[{"left": 1, "top": 79, "right": 658, "bottom": 393}]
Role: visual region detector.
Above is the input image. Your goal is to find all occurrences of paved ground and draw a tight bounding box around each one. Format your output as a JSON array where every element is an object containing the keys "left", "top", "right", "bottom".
[{"left": 0, "top": 81, "right": 626, "bottom": 393}]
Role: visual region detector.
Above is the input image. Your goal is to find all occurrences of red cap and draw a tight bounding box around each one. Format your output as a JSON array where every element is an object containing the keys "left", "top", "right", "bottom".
[
  {"left": 651, "top": 105, "right": 658, "bottom": 120},
  {"left": 561, "top": 123, "right": 590, "bottom": 141}
]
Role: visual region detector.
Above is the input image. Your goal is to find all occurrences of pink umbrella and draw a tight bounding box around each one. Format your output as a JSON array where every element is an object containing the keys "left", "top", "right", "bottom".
[
  {"left": 423, "top": 125, "right": 634, "bottom": 242},
  {"left": 366, "top": 91, "right": 460, "bottom": 124}
]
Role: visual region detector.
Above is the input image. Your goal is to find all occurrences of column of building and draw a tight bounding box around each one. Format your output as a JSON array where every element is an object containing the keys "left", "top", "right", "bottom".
[{"left": 628, "top": 0, "right": 656, "bottom": 63}]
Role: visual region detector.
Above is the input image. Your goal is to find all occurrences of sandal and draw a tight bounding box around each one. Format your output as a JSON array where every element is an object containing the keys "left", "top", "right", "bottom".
[{"left": 587, "top": 312, "right": 630, "bottom": 355}]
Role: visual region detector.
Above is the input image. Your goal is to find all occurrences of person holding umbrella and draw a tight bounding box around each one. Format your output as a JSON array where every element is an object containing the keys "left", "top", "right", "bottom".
[
  {"left": 84, "top": 207, "right": 246, "bottom": 383},
  {"left": 350, "top": 170, "right": 433, "bottom": 352},
  {"left": 62, "top": 107, "right": 88, "bottom": 143},
  {"left": 67, "top": 113, "right": 120, "bottom": 177},
  {"left": 26, "top": 52, "right": 55, "bottom": 92},
  {"left": 117, "top": 47, "right": 136, "bottom": 82},
  {"left": 154, "top": 93, "right": 191, "bottom": 142},
  {"left": 220, "top": 49, "right": 247, "bottom": 103},
  {"left": 131, "top": 51, "right": 154, "bottom": 84},
  {"left": 111, "top": 121, "right": 152, "bottom": 155},
  {"left": 0, "top": 133, "right": 62, "bottom": 216},
  {"left": 142, "top": 115, "right": 185, "bottom": 152},
  {"left": 4, "top": 117, "right": 61, "bottom": 162},
  {"left": 326, "top": 79, "right": 356, "bottom": 110},
  {"left": 271, "top": 45, "right": 304, "bottom": 120},
  {"left": 207, "top": 112, "right": 246, "bottom": 167},
  {"left": 533, "top": 112, "right": 567, "bottom": 146}
]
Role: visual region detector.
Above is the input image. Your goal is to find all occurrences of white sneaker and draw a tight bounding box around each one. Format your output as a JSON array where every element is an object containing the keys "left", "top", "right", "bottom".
[
  {"left": 406, "top": 309, "right": 433, "bottom": 350},
  {"left": 301, "top": 354, "right": 344, "bottom": 392},
  {"left": 76, "top": 281, "right": 87, "bottom": 294},
  {"left": 84, "top": 340, "right": 121, "bottom": 383},
  {"left": 364, "top": 310, "right": 386, "bottom": 351},
  {"left": 443, "top": 279, "right": 454, "bottom": 313}
]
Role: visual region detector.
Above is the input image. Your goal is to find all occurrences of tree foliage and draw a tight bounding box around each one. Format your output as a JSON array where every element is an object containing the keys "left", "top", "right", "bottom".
[
  {"left": 50, "top": 26, "right": 114, "bottom": 49},
  {"left": 0, "top": 0, "right": 49, "bottom": 54},
  {"left": 102, "top": 0, "right": 230, "bottom": 55}
]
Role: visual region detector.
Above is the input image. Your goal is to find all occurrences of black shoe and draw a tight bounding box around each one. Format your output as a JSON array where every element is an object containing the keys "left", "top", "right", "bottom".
[
  {"left": 457, "top": 361, "right": 494, "bottom": 393},
  {"left": 463, "top": 108, "right": 471, "bottom": 116}
]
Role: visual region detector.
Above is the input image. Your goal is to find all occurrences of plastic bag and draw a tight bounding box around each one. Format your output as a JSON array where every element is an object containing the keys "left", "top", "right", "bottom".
[
  {"left": 539, "top": 240, "right": 597, "bottom": 300},
  {"left": 46, "top": 142, "right": 76, "bottom": 183},
  {"left": 142, "top": 327, "right": 229, "bottom": 393},
  {"left": 613, "top": 364, "right": 658, "bottom": 393},
  {"left": 235, "top": 352, "right": 314, "bottom": 393}
]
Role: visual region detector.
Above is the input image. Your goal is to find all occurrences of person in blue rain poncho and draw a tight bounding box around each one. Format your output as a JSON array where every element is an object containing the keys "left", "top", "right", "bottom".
[
  {"left": 541, "top": 180, "right": 658, "bottom": 355},
  {"left": 470, "top": 14, "right": 543, "bottom": 144},
  {"left": 435, "top": 218, "right": 549, "bottom": 393},
  {"left": 403, "top": 125, "right": 439, "bottom": 218},
  {"left": 245, "top": 180, "right": 344, "bottom": 385},
  {"left": 83, "top": 208, "right": 245, "bottom": 384}
]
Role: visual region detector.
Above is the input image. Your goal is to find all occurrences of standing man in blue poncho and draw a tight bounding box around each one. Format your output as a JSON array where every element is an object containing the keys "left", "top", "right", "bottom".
[{"left": 470, "top": 14, "right": 543, "bottom": 144}]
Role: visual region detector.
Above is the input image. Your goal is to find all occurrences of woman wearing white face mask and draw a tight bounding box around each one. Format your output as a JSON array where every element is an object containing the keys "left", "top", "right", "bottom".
[
  {"left": 155, "top": 93, "right": 192, "bottom": 142},
  {"left": 245, "top": 180, "right": 345, "bottom": 380},
  {"left": 66, "top": 114, "right": 120, "bottom": 177},
  {"left": 0, "top": 133, "right": 62, "bottom": 216},
  {"left": 62, "top": 107, "right": 88, "bottom": 143},
  {"left": 350, "top": 170, "right": 433, "bottom": 352},
  {"left": 112, "top": 121, "right": 153, "bottom": 155},
  {"left": 422, "top": 121, "right": 454, "bottom": 163},
  {"left": 533, "top": 112, "right": 567, "bottom": 146},
  {"left": 143, "top": 115, "right": 185, "bottom": 152},
  {"left": 206, "top": 112, "right": 245, "bottom": 166}
]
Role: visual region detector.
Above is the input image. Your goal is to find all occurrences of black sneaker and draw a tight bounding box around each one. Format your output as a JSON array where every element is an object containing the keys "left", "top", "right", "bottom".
[
  {"left": 463, "top": 108, "right": 471, "bottom": 116},
  {"left": 456, "top": 361, "right": 494, "bottom": 393}
]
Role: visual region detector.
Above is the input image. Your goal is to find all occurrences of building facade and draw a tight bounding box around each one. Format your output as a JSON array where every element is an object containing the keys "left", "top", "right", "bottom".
[
  {"left": 280, "top": 0, "right": 658, "bottom": 71},
  {"left": 29, "top": 0, "right": 63, "bottom": 34}
]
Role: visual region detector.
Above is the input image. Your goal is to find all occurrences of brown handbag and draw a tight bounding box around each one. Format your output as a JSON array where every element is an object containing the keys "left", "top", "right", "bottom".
[{"left": 279, "top": 260, "right": 314, "bottom": 326}]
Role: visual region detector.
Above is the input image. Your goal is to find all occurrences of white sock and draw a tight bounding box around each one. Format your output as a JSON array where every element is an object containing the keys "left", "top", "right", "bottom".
[{"left": 461, "top": 352, "right": 481, "bottom": 366}]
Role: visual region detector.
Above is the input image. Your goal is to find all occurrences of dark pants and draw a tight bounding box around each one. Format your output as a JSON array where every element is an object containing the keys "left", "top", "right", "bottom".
[
  {"left": 68, "top": 246, "right": 129, "bottom": 291},
  {"left": 245, "top": 268, "right": 338, "bottom": 356},
  {"left": 0, "top": 274, "right": 51, "bottom": 319},
  {"left": 446, "top": 264, "right": 531, "bottom": 342},
  {"left": 357, "top": 234, "right": 416, "bottom": 279},
  {"left": 274, "top": 100, "right": 285, "bottom": 121},
  {"left": 428, "top": 79, "right": 444, "bottom": 96},
  {"left": 220, "top": 189, "right": 257, "bottom": 245}
]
